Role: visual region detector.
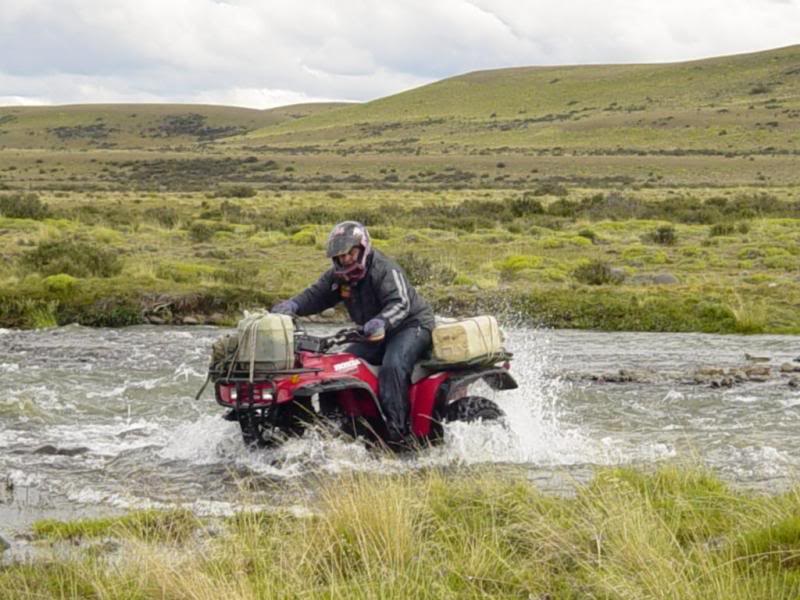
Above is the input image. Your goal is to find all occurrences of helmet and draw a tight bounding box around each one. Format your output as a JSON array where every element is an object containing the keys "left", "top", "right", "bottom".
[{"left": 326, "top": 221, "right": 371, "bottom": 282}]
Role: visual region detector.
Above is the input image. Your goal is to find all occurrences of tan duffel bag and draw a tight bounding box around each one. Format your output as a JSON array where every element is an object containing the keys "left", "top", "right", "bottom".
[{"left": 431, "top": 315, "right": 505, "bottom": 364}]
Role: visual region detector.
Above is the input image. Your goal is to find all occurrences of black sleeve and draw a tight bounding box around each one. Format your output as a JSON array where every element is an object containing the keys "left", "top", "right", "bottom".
[
  {"left": 376, "top": 266, "right": 412, "bottom": 333},
  {"left": 291, "top": 269, "right": 340, "bottom": 316}
]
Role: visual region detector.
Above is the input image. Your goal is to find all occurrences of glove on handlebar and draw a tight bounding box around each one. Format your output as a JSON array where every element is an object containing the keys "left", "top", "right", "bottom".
[
  {"left": 362, "top": 318, "right": 386, "bottom": 340},
  {"left": 271, "top": 299, "right": 299, "bottom": 315}
]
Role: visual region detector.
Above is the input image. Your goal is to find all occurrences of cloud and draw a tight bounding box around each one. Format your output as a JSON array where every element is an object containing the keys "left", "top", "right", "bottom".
[{"left": 1, "top": 0, "right": 798, "bottom": 108}]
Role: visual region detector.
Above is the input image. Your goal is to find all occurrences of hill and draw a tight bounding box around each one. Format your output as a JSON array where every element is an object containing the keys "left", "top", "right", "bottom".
[
  {"left": 239, "top": 44, "right": 800, "bottom": 155},
  {"left": 0, "top": 102, "right": 347, "bottom": 150},
  {"left": 0, "top": 46, "right": 798, "bottom": 191}
]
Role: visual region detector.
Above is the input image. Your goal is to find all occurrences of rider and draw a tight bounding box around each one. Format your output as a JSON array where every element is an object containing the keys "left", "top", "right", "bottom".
[{"left": 272, "top": 221, "right": 435, "bottom": 442}]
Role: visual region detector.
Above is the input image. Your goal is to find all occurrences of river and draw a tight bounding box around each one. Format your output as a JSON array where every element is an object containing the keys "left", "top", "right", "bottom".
[{"left": 1, "top": 324, "right": 799, "bottom": 540}]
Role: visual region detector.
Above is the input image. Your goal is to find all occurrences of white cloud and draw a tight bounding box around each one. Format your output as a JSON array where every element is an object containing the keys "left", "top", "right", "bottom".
[{"left": 1, "top": 0, "right": 798, "bottom": 108}]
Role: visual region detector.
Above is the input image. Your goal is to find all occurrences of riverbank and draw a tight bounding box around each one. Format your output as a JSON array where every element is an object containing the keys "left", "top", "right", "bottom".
[
  {"left": 1, "top": 187, "right": 799, "bottom": 333},
  {"left": 2, "top": 281, "right": 799, "bottom": 334},
  {"left": 3, "top": 465, "right": 800, "bottom": 599}
]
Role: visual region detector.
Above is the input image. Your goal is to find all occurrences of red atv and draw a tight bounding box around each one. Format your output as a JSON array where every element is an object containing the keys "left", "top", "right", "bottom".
[{"left": 210, "top": 327, "right": 517, "bottom": 450}]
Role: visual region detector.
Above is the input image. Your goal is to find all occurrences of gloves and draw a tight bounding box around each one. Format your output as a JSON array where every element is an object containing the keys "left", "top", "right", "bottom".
[
  {"left": 271, "top": 299, "right": 298, "bottom": 315},
  {"left": 362, "top": 318, "right": 386, "bottom": 341}
]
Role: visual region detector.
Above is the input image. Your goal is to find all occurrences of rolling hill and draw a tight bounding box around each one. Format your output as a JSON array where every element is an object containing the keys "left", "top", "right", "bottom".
[
  {"left": 237, "top": 44, "right": 800, "bottom": 155},
  {"left": 0, "top": 45, "right": 798, "bottom": 191},
  {"left": 0, "top": 102, "right": 347, "bottom": 150}
]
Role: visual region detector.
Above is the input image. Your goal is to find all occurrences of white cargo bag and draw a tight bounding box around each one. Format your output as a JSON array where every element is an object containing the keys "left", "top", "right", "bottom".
[
  {"left": 431, "top": 315, "right": 504, "bottom": 364},
  {"left": 236, "top": 311, "right": 294, "bottom": 379}
]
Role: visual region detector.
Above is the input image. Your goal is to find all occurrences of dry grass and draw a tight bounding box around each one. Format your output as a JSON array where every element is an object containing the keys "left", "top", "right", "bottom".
[{"left": 4, "top": 465, "right": 800, "bottom": 599}]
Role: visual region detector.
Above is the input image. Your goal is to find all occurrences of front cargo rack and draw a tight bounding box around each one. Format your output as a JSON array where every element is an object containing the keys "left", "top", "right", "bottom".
[{"left": 209, "top": 365, "right": 322, "bottom": 383}]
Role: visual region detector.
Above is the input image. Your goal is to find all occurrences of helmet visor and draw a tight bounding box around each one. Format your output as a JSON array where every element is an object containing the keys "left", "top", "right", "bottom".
[{"left": 326, "top": 234, "right": 358, "bottom": 258}]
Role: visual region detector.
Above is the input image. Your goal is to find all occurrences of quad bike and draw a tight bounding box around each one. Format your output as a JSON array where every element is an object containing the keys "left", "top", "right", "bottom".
[{"left": 208, "top": 326, "right": 517, "bottom": 450}]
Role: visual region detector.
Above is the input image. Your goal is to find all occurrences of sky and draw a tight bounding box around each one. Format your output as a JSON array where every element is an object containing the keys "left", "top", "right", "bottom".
[{"left": 1, "top": 0, "right": 798, "bottom": 109}]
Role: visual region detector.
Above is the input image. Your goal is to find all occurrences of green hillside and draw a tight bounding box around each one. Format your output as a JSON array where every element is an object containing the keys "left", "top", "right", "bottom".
[
  {"left": 241, "top": 45, "right": 800, "bottom": 155},
  {"left": 0, "top": 102, "right": 347, "bottom": 150},
  {"left": 0, "top": 46, "right": 798, "bottom": 191}
]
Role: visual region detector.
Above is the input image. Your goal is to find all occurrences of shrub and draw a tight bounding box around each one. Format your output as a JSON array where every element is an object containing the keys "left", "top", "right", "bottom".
[
  {"left": 648, "top": 225, "right": 677, "bottom": 245},
  {"left": 547, "top": 198, "right": 579, "bottom": 218},
  {"left": 531, "top": 182, "right": 568, "bottom": 197},
  {"left": 395, "top": 252, "right": 457, "bottom": 286},
  {"left": 188, "top": 221, "right": 216, "bottom": 243},
  {"left": 572, "top": 260, "right": 624, "bottom": 285},
  {"left": 509, "top": 196, "right": 544, "bottom": 217},
  {"left": 0, "top": 192, "right": 49, "bottom": 220},
  {"left": 144, "top": 206, "right": 179, "bottom": 228},
  {"left": 709, "top": 222, "right": 735, "bottom": 237},
  {"left": 214, "top": 184, "right": 257, "bottom": 198},
  {"left": 21, "top": 239, "right": 122, "bottom": 278},
  {"left": 290, "top": 230, "right": 316, "bottom": 246},
  {"left": 43, "top": 273, "right": 79, "bottom": 294},
  {"left": 155, "top": 261, "right": 216, "bottom": 283},
  {"left": 577, "top": 228, "right": 598, "bottom": 244},
  {"left": 213, "top": 262, "right": 260, "bottom": 286},
  {"left": 496, "top": 255, "right": 542, "bottom": 281}
]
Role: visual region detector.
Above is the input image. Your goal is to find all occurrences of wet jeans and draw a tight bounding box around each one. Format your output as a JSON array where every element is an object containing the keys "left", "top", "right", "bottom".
[{"left": 346, "top": 325, "right": 432, "bottom": 435}]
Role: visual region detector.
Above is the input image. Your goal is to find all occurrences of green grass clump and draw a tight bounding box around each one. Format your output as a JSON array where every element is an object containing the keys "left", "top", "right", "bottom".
[
  {"left": 33, "top": 509, "right": 199, "bottom": 544},
  {"left": 572, "top": 259, "right": 624, "bottom": 286},
  {"left": 20, "top": 238, "right": 122, "bottom": 278},
  {"left": 496, "top": 254, "right": 542, "bottom": 281},
  {"left": 155, "top": 260, "right": 217, "bottom": 283},
  {"left": 5, "top": 466, "right": 800, "bottom": 599},
  {"left": 43, "top": 273, "right": 78, "bottom": 294},
  {"left": 0, "top": 192, "right": 49, "bottom": 220}
]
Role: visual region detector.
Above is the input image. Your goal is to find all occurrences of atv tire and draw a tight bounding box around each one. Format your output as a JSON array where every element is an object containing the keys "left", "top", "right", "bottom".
[{"left": 444, "top": 395, "right": 504, "bottom": 423}]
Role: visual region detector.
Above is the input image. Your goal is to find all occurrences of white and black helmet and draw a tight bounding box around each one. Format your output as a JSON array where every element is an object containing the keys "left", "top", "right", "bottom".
[{"left": 326, "top": 221, "right": 372, "bottom": 282}]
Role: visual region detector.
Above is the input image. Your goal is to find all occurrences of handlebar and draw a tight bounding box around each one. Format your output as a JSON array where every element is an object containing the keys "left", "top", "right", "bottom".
[{"left": 294, "top": 327, "right": 383, "bottom": 354}]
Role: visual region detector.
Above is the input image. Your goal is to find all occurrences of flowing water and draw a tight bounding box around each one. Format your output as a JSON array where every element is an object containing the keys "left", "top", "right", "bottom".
[{"left": 1, "top": 324, "right": 799, "bottom": 542}]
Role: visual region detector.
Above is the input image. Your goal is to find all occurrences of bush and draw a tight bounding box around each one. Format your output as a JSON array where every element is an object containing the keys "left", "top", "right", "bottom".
[
  {"left": 577, "top": 228, "right": 598, "bottom": 244},
  {"left": 495, "top": 255, "right": 542, "bottom": 281},
  {"left": 43, "top": 273, "right": 79, "bottom": 294},
  {"left": 649, "top": 225, "right": 677, "bottom": 245},
  {"left": 709, "top": 222, "right": 735, "bottom": 237},
  {"left": 290, "top": 230, "right": 316, "bottom": 246},
  {"left": 188, "top": 221, "right": 216, "bottom": 243},
  {"left": 143, "top": 206, "right": 179, "bottom": 228},
  {"left": 214, "top": 185, "right": 257, "bottom": 198},
  {"left": 546, "top": 198, "right": 579, "bottom": 218},
  {"left": 155, "top": 261, "right": 216, "bottom": 283},
  {"left": 531, "top": 182, "right": 568, "bottom": 197},
  {"left": 395, "top": 252, "right": 457, "bottom": 286},
  {"left": 213, "top": 262, "right": 260, "bottom": 286},
  {"left": 21, "top": 239, "right": 122, "bottom": 278},
  {"left": 509, "top": 196, "right": 544, "bottom": 217},
  {"left": 0, "top": 192, "right": 49, "bottom": 220},
  {"left": 572, "top": 260, "right": 624, "bottom": 285}
]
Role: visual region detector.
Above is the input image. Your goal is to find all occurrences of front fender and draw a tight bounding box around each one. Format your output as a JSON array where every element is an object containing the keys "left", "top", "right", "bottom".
[
  {"left": 291, "top": 377, "right": 386, "bottom": 421},
  {"left": 292, "top": 377, "right": 378, "bottom": 402}
]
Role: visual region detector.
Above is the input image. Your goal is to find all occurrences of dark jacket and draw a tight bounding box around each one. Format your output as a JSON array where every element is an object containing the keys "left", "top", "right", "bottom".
[{"left": 291, "top": 249, "right": 435, "bottom": 334}]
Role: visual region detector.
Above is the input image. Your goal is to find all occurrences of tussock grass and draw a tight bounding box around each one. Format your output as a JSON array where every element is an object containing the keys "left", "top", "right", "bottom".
[
  {"left": 0, "top": 188, "right": 798, "bottom": 332},
  {"left": 4, "top": 466, "right": 800, "bottom": 599}
]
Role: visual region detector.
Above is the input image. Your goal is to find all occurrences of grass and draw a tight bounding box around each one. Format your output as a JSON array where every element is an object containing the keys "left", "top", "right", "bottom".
[
  {"left": 4, "top": 465, "right": 800, "bottom": 598},
  {"left": 0, "top": 187, "right": 798, "bottom": 332}
]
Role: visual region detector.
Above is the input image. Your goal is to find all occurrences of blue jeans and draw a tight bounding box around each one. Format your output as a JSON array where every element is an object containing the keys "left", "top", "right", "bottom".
[{"left": 346, "top": 325, "right": 432, "bottom": 435}]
